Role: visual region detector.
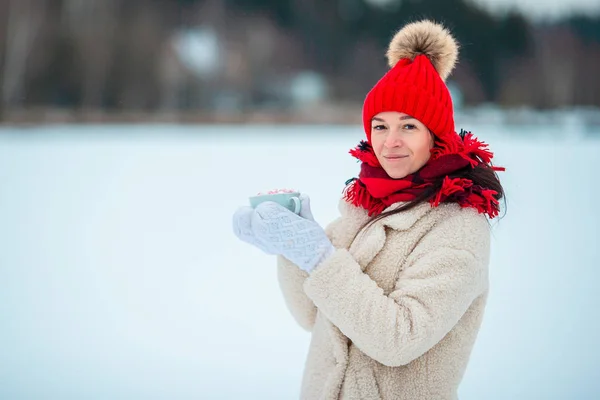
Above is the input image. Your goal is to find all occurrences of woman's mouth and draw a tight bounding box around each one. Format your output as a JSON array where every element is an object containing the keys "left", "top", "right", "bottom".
[{"left": 384, "top": 155, "right": 408, "bottom": 161}]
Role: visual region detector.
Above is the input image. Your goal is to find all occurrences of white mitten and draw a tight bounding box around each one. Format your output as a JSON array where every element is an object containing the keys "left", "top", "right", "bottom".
[
  {"left": 232, "top": 206, "right": 277, "bottom": 254},
  {"left": 233, "top": 193, "right": 314, "bottom": 253},
  {"left": 298, "top": 193, "right": 315, "bottom": 221},
  {"left": 251, "top": 201, "right": 335, "bottom": 273}
]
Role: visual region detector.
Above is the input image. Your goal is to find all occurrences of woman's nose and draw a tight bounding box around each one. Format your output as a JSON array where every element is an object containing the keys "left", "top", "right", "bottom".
[{"left": 384, "top": 131, "right": 404, "bottom": 148}]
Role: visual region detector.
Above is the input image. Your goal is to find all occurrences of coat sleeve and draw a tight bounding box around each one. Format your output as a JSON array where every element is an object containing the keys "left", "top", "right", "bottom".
[
  {"left": 275, "top": 217, "right": 343, "bottom": 332},
  {"left": 276, "top": 255, "right": 317, "bottom": 331},
  {"left": 302, "top": 211, "right": 490, "bottom": 367}
]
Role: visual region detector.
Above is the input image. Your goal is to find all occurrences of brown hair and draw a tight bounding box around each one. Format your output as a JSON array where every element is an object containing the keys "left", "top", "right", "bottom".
[{"left": 360, "top": 162, "right": 505, "bottom": 231}]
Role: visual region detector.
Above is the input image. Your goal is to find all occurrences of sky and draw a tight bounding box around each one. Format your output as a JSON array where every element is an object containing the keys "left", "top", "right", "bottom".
[
  {"left": 473, "top": 0, "right": 600, "bottom": 19},
  {"left": 367, "top": 0, "right": 600, "bottom": 20}
]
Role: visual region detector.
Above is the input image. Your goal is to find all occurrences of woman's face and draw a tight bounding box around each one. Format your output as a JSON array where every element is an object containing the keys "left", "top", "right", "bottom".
[{"left": 370, "top": 111, "right": 434, "bottom": 179}]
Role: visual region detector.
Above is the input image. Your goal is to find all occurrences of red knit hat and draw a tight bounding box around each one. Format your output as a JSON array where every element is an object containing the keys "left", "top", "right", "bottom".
[{"left": 362, "top": 20, "right": 459, "bottom": 146}]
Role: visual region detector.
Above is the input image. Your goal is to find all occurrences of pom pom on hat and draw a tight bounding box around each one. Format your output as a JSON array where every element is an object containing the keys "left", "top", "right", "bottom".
[{"left": 386, "top": 20, "right": 459, "bottom": 82}]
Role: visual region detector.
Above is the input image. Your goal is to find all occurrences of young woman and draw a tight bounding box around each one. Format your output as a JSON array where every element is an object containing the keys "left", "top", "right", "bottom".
[{"left": 233, "top": 19, "right": 504, "bottom": 400}]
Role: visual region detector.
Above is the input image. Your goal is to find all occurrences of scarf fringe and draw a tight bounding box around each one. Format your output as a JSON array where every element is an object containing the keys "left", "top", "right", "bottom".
[
  {"left": 349, "top": 141, "right": 380, "bottom": 167},
  {"left": 343, "top": 179, "right": 386, "bottom": 216},
  {"left": 461, "top": 132, "right": 494, "bottom": 166},
  {"left": 431, "top": 176, "right": 500, "bottom": 218},
  {"left": 431, "top": 177, "right": 471, "bottom": 207},
  {"left": 432, "top": 131, "right": 497, "bottom": 169},
  {"left": 431, "top": 135, "right": 463, "bottom": 159}
]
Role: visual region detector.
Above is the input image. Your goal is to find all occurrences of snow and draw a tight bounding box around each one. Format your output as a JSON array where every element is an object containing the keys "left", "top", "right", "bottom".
[{"left": 0, "top": 123, "right": 599, "bottom": 399}]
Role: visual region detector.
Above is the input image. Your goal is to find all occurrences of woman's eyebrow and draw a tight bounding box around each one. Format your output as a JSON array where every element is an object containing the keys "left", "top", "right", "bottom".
[{"left": 372, "top": 115, "right": 415, "bottom": 123}]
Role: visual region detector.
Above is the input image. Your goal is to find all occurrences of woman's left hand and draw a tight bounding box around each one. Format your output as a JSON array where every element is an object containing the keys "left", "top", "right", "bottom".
[{"left": 251, "top": 201, "right": 335, "bottom": 273}]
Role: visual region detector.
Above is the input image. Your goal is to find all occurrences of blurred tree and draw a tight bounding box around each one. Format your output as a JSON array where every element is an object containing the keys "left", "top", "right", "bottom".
[
  {"left": 1, "top": 0, "right": 47, "bottom": 108},
  {"left": 224, "top": 0, "right": 294, "bottom": 26},
  {"left": 563, "top": 16, "right": 600, "bottom": 106},
  {"left": 61, "top": 0, "right": 118, "bottom": 109},
  {"left": 497, "top": 11, "right": 532, "bottom": 56},
  {"left": 565, "top": 15, "right": 600, "bottom": 44}
]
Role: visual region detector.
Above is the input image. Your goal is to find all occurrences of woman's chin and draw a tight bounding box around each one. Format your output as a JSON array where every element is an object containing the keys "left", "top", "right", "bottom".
[{"left": 385, "top": 168, "right": 409, "bottom": 179}]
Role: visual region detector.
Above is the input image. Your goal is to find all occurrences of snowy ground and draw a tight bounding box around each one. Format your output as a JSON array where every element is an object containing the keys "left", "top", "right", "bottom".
[{"left": 0, "top": 124, "right": 599, "bottom": 399}]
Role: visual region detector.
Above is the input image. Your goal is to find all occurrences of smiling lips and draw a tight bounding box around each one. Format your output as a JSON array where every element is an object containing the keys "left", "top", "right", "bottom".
[{"left": 384, "top": 155, "right": 409, "bottom": 161}]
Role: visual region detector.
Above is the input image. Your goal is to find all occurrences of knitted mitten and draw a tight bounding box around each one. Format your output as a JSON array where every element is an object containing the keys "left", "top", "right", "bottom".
[{"left": 250, "top": 201, "right": 335, "bottom": 273}]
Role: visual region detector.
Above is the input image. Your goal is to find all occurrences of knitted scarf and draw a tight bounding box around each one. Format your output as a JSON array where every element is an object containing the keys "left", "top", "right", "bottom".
[{"left": 343, "top": 130, "right": 505, "bottom": 218}]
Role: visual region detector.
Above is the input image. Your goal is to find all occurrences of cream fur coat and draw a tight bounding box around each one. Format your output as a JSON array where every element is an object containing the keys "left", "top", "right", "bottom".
[{"left": 277, "top": 199, "right": 491, "bottom": 400}]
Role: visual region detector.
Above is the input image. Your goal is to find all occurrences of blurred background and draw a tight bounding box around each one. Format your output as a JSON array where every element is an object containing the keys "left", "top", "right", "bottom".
[
  {"left": 1, "top": 0, "right": 599, "bottom": 399},
  {"left": 0, "top": 0, "right": 600, "bottom": 123}
]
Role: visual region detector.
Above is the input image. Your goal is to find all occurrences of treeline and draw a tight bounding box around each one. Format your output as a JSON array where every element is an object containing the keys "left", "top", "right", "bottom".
[{"left": 0, "top": 0, "right": 599, "bottom": 118}]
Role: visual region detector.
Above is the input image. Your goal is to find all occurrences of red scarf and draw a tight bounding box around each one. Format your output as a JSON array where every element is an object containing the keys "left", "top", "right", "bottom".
[{"left": 343, "top": 131, "right": 505, "bottom": 218}]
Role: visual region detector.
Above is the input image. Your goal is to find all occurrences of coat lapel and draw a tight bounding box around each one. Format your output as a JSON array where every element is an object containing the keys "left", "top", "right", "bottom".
[{"left": 330, "top": 199, "right": 434, "bottom": 271}]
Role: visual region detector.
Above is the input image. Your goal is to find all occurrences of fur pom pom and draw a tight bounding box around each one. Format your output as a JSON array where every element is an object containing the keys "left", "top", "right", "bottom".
[{"left": 386, "top": 20, "right": 459, "bottom": 81}]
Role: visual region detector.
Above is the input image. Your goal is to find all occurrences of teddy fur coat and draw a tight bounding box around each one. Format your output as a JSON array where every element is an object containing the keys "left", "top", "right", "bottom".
[{"left": 276, "top": 199, "right": 491, "bottom": 400}]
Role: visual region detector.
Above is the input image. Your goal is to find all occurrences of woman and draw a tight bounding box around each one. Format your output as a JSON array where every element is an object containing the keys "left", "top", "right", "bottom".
[{"left": 232, "top": 20, "right": 504, "bottom": 400}]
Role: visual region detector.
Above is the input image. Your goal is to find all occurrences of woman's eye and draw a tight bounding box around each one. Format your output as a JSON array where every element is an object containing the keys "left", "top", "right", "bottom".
[
  {"left": 403, "top": 124, "right": 417, "bottom": 130},
  {"left": 372, "top": 124, "right": 386, "bottom": 131}
]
